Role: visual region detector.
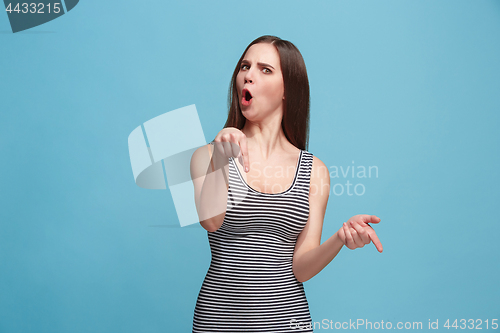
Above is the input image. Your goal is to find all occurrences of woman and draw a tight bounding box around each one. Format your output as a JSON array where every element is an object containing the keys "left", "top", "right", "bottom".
[{"left": 190, "top": 35, "right": 383, "bottom": 332}]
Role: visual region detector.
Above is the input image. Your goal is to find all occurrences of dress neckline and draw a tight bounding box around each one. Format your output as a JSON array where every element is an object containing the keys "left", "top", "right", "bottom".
[{"left": 231, "top": 150, "right": 303, "bottom": 196}]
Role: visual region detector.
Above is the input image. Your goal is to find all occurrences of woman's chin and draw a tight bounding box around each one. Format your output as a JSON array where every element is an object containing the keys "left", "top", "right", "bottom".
[{"left": 240, "top": 107, "right": 255, "bottom": 119}]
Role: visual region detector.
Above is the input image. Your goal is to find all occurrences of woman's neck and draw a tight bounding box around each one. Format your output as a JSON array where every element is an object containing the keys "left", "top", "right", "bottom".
[{"left": 241, "top": 120, "right": 290, "bottom": 160}]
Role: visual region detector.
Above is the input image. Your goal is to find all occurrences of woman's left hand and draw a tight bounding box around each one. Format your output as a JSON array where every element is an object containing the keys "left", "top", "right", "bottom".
[{"left": 337, "top": 214, "right": 383, "bottom": 253}]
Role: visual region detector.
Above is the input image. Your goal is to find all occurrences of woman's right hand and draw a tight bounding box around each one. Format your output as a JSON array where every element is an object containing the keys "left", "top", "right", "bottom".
[
  {"left": 213, "top": 127, "right": 250, "bottom": 172},
  {"left": 337, "top": 215, "right": 383, "bottom": 253}
]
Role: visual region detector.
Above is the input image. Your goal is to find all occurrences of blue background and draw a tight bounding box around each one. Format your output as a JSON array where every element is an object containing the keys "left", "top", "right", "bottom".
[{"left": 1, "top": 0, "right": 499, "bottom": 332}]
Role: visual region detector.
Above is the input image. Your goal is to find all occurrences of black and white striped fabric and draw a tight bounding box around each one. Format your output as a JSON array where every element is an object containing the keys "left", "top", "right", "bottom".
[{"left": 192, "top": 150, "right": 314, "bottom": 332}]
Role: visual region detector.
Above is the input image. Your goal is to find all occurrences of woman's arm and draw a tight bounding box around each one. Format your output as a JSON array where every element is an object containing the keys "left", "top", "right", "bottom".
[
  {"left": 292, "top": 156, "right": 382, "bottom": 283},
  {"left": 292, "top": 156, "right": 337, "bottom": 282},
  {"left": 190, "top": 143, "right": 229, "bottom": 232},
  {"left": 190, "top": 128, "right": 251, "bottom": 232}
]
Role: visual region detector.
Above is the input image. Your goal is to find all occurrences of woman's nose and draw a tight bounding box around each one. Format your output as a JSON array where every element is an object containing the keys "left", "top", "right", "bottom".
[{"left": 244, "top": 70, "right": 253, "bottom": 83}]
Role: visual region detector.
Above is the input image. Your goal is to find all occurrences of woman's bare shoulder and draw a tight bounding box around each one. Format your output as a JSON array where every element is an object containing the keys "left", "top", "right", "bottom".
[
  {"left": 190, "top": 144, "right": 212, "bottom": 176},
  {"left": 191, "top": 143, "right": 212, "bottom": 161},
  {"left": 311, "top": 155, "right": 329, "bottom": 182}
]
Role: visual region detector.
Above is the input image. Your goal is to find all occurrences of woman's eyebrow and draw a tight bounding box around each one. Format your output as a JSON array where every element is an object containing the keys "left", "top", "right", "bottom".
[{"left": 241, "top": 60, "right": 275, "bottom": 70}]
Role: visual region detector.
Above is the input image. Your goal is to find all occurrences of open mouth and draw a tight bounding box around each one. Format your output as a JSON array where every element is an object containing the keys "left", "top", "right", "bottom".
[
  {"left": 241, "top": 89, "right": 252, "bottom": 106},
  {"left": 244, "top": 89, "right": 252, "bottom": 101}
]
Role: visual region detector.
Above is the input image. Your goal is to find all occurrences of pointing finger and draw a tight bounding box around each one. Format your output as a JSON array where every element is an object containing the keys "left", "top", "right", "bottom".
[
  {"left": 368, "top": 229, "right": 383, "bottom": 253},
  {"left": 239, "top": 134, "right": 250, "bottom": 172}
]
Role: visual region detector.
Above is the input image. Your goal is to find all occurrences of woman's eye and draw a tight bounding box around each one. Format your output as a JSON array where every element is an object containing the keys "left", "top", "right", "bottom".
[
  {"left": 241, "top": 64, "right": 249, "bottom": 70},
  {"left": 263, "top": 68, "right": 271, "bottom": 74}
]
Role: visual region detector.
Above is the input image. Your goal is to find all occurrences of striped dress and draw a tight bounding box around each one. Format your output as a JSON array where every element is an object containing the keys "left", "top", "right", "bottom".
[{"left": 192, "top": 149, "right": 314, "bottom": 332}]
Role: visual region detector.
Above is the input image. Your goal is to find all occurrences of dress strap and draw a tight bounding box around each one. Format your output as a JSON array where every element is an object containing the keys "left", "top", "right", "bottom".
[
  {"left": 300, "top": 151, "right": 314, "bottom": 180},
  {"left": 291, "top": 151, "right": 314, "bottom": 196}
]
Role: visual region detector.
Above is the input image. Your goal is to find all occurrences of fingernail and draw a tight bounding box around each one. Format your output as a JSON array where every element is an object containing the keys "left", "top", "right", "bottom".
[{"left": 245, "top": 166, "right": 249, "bottom": 172}]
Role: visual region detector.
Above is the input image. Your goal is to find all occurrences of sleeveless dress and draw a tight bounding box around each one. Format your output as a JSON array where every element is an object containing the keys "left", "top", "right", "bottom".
[{"left": 192, "top": 149, "right": 314, "bottom": 332}]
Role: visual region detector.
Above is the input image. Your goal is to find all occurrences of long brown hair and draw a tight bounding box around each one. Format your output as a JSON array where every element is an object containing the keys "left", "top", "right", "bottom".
[{"left": 223, "top": 35, "right": 310, "bottom": 151}]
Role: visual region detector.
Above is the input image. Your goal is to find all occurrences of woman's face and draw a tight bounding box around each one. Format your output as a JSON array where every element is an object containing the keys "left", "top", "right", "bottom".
[{"left": 236, "top": 43, "right": 285, "bottom": 121}]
